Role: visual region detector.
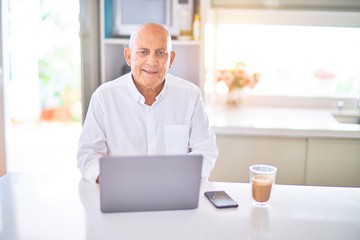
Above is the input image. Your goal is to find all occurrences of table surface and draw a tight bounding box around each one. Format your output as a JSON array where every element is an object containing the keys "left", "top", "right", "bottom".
[{"left": 1, "top": 172, "right": 360, "bottom": 240}]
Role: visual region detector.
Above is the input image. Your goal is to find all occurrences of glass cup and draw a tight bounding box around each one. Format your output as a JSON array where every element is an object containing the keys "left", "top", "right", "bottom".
[{"left": 249, "top": 165, "right": 277, "bottom": 206}]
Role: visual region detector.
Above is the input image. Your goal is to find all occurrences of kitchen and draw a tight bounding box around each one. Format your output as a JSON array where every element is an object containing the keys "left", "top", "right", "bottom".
[
  {"left": 97, "top": 0, "right": 360, "bottom": 187},
  {"left": 0, "top": 0, "right": 359, "bottom": 185},
  {"left": 0, "top": 1, "right": 360, "bottom": 239},
  {"left": 1, "top": 0, "right": 360, "bottom": 185}
]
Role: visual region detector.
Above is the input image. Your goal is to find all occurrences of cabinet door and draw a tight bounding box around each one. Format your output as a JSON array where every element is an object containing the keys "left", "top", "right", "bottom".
[
  {"left": 169, "top": 44, "right": 200, "bottom": 86},
  {"left": 209, "top": 135, "right": 307, "bottom": 185},
  {"left": 306, "top": 138, "right": 360, "bottom": 187},
  {"left": 103, "top": 44, "right": 127, "bottom": 83}
]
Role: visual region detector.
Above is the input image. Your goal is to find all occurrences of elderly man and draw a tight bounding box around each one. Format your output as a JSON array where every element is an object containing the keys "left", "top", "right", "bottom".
[{"left": 77, "top": 23, "right": 218, "bottom": 184}]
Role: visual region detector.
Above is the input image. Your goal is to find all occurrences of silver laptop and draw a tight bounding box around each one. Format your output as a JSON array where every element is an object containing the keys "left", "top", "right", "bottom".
[{"left": 99, "top": 154, "right": 203, "bottom": 213}]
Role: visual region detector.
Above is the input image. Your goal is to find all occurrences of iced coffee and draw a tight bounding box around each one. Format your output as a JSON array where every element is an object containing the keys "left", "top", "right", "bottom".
[{"left": 249, "top": 165, "right": 277, "bottom": 205}]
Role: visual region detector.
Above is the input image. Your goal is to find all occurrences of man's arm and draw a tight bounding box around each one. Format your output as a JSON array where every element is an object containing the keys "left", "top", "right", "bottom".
[
  {"left": 188, "top": 96, "right": 218, "bottom": 180},
  {"left": 77, "top": 90, "right": 107, "bottom": 184}
]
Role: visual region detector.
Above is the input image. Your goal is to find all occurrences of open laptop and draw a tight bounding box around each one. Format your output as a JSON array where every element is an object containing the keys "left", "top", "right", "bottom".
[{"left": 99, "top": 154, "right": 203, "bottom": 213}]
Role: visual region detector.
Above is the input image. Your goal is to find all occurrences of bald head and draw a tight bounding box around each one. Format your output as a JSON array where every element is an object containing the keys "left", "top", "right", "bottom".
[
  {"left": 128, "top": 23, "right": 173, "bottom": 52},
  {"left": 123, "top": 23, "right": 176, "bottom": 104}
]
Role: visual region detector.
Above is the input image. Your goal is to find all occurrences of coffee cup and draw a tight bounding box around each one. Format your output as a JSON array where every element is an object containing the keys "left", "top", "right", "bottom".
[{"left": 249, "top": 165, "right": 277, "bottom": 205}]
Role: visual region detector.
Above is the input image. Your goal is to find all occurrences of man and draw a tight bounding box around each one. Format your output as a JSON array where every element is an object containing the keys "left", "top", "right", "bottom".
[{"left": 77, "top": 23, "right": 218, "bottom": 184}]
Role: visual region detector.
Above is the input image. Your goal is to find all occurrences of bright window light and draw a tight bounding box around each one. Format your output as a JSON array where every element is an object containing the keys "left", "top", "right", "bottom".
[{"left": 206, "top": 24, "right": 360, "bottom": 98}]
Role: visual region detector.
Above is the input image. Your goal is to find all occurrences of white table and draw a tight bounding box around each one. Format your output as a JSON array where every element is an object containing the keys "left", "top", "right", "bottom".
[{"left": 1, "top": 172, "right": 360, "bottom": 240}]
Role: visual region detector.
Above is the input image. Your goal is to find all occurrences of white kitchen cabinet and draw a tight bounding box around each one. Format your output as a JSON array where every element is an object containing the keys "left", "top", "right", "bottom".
[
  {"left": 209, "top": 135, "right": 307, "bottom": 185},
  {"left": 100, "top": 1, "right": 204, "bottom": 87},
  {"left": 305, "top": 138, "right": 360, "bottom": 187},
  {"left": 210, "top": 134, "right": 360, "bottom": 187}
]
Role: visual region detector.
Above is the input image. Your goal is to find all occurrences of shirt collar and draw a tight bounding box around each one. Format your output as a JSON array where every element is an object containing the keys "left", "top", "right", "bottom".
[{"left": 126, "top": 73, "right": 143, "bottom": 103}]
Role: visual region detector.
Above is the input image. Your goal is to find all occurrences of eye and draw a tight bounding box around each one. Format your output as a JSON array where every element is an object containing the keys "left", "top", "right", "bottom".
[
  {"left": 137, "top": 50, "right": 149, "bottom": 56},
  {"left": 156, "top": 50, "right": 167, "bottom": 56}
]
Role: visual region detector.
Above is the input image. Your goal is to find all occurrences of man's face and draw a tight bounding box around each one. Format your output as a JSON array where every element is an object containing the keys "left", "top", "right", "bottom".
[{"left": 124, "top": 25, "right": 175, "bottom": 90}]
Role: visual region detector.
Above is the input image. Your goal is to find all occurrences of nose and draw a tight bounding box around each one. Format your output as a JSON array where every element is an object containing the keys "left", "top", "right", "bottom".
[{"left": 145, "top": 52, "right": 159, "bottom": 66}]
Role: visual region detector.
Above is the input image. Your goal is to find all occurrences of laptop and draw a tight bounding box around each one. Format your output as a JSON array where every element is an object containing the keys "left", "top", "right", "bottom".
[{"left": 99, "top": 154, "right": 203, "bottom": 213}]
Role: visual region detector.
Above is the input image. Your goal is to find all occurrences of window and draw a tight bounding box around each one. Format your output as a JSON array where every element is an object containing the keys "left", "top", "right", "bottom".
[{"left": 204, "top": 9, "right": 360, "bottom": 105}]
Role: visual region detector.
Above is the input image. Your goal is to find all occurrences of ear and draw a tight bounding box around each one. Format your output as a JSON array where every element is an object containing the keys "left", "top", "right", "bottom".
[
  {"left": 124, "top": 47, "right": 131, "bottom": 66},
  {"left": 169, "top": 51, "right": 176, "bottom": 69}
]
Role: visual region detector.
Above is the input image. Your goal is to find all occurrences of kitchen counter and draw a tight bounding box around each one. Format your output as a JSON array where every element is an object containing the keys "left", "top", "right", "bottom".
[
  {"left": 2, "top": 173, "right": 360, "bottom": 240},
  {"left": 206, "top": 104, "right": 360, "bottom": 185},
  {"left": 206, "top": 105, "right": 360, "bottom": 139}
]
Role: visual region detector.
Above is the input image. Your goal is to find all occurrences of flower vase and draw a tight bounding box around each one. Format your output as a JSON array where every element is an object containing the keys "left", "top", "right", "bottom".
[{"left": 226, "top": 89, "right": 244, "bottom": 108}]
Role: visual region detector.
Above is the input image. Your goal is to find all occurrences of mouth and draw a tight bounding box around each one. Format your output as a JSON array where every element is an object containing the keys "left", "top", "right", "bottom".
[{"left": 142, "top": 69, "right": 159, "bottom": 75}]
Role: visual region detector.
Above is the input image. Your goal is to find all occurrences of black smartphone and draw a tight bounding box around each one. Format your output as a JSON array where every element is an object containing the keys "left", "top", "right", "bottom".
[{"left": 204, "top": 191, "right": 238, "bottom": 209}]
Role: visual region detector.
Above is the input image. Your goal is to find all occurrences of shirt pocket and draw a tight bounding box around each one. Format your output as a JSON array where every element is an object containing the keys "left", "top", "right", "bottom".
[{"left": 164, "top": 124, "right": 190, "bottom": 154}]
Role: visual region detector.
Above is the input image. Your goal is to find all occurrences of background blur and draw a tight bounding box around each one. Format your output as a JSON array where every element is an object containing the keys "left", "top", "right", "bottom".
[{"left": 5, "top": 0, "right": 81, "bottom": 176}]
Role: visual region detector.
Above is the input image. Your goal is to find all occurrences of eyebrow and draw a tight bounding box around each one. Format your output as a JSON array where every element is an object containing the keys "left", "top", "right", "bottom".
[{"left": 137, "top": 48, "right": 168, "bottom": 52}]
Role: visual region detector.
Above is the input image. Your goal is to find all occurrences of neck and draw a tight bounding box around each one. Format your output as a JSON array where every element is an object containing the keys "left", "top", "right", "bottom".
[
  {"left": 143, "top": 88, "right": 158, "bottom": 106},
  {"left": 134, "top": 80, "right": 165, "bottom": 106}
]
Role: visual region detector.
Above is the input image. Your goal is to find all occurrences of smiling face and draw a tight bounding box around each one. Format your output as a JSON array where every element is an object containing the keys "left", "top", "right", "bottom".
[{"left": 124, "top": 23, "right": 175, "bottom": 95}]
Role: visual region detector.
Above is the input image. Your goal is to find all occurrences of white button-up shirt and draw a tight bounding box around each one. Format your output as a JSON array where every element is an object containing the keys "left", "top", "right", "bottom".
[{"left": 77, "top": 73, "right": 218, "bottom": 184}]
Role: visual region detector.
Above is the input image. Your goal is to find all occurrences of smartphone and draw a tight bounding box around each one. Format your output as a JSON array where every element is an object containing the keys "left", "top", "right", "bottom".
[{"left": 204, "top": 191, "right": 238, "bottom": 209}]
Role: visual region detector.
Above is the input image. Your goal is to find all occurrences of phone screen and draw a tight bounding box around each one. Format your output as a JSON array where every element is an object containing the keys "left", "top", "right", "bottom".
[{"left": 204, "top": 191, "right": 238, "bottom": 208}]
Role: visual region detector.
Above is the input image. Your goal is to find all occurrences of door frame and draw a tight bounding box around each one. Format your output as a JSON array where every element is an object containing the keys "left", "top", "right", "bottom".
[{"left": 0, "top": 0, "right": 8, "bottom": 176}]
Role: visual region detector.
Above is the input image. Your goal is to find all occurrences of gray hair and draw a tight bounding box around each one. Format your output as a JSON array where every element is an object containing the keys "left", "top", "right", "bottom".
[{"left": 128, "top": 29, "right": 138, "bottom": 49}]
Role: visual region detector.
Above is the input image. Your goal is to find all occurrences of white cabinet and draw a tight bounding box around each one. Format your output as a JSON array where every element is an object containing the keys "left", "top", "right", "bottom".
[
  {"left": 209, "top": 135, "right": 307, "bottom": 185},
  {"left": 306, "top": 138, "right": 360, "bottom": 187},
  {"left": 210, "top": 134, "right": 360, "bottom": 187},
  {"left": 100, "top": 1, "right": 203, "bottom": 87}
]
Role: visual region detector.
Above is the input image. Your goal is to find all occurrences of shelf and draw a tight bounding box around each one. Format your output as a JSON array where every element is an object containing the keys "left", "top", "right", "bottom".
[{"left": 104, "top": 38, "right": 201, "bottom": 46}]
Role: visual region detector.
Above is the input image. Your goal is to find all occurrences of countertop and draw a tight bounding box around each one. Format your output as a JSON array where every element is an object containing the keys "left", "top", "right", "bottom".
[
  {"left": 206, "top": 105, "right": 360, "bottom": 139},
  {"left": 1, "top": 173, "right": 360, "bottom": 240}
]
